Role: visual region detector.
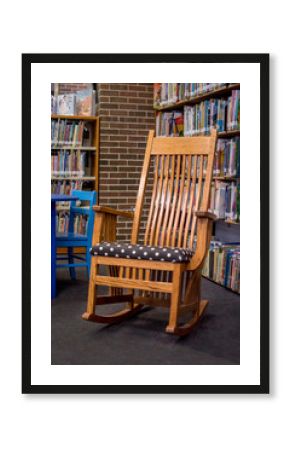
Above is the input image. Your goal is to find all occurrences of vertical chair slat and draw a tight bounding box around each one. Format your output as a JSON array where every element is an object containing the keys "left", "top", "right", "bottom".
[
  {"left": 132, "top": 267, "right": 137, "bottom": 280},
  {"left": 166, "top": 155, "right": 181, "bottom": 247},
  {"left": 149, "top": 155, "right": 165, "bottom": 245},
  {"left": 183, "top": 155, "right": 197, "bottom": 248},
  {"left": 171, "top": 155, "right": 186, "bottom": 247},
  {"left": 144, "top": 155, "right": 159, "bottom": 245},
  {"left": 177, "top": 155, "right": 192, "bottom": 248},
  {"left": 155, "top": 155, "right": 170, "bottom": 246},
  {"left": 160, "top": 155, "right": 175, "bottom": 246}
]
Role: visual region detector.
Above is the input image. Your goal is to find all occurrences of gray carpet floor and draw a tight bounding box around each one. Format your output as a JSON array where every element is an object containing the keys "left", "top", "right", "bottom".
[{"left": 51, "top": 268, "right": 240, "bottom": 365}]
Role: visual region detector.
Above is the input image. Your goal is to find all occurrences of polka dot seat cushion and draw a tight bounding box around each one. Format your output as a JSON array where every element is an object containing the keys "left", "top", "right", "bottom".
[{"left": 90, "top": 242, "right": 194, "bottom": 263}]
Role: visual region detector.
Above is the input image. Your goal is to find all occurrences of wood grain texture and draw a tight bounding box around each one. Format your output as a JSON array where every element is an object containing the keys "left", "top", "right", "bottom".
[
  {"left": 95, "top": 275, "right": 173, "bottom": 293},
  {"left": 131, "top": 130, "right": 155, "bottom": 244},
  {"left": 95, "top": 255, "right": 175, "bottom": 271},
  {"left": 144, "top": 154, "right": 159, "bottom": 245},
  {"left": 152, "top": 137, "right": 215, "bottom": 155},
  {"left": 195, "top": 211, "right": 217, "bottom": 221},
  {"left": 93, "top": 205, "right": 134, "bottom": 218},
  {"left": 166, "top": 154, "right": 181, "bottom": 246},
  {"left": 83, "top": 130, "right": 218, "bottom": 335}
]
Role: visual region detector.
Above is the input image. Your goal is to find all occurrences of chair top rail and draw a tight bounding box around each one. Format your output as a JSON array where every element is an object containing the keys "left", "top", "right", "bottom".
[{"left": 151, "top": 135, "right": 216, "bottom": 156}]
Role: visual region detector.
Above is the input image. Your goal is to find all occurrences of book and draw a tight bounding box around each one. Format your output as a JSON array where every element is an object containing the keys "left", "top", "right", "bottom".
[
  {"left": 209, "top": 180, "right": 240, "bottom": 221},
  {"left": 156, "top": 111, "right": 184, "bottom": 137},
  {"left": 202, "top": 241, "right": 240, "bottom": 293},
  {"left": 153, "top": 83, "right": 162, "bottom": 107},
  {"left": 155, "top": 83, "right": 228, "bottom": 105},
  {"left": 51, "top": 119, "right": 88, "bottom": 146},
  {"left": 75, "top": 89, "right": 95, "bottom": 116},
  {"left": 56, "top": 211, "right": 88, "bottom": 236},
  {"left": 57, "top": 94, "right": 76, "bottom": 115},
  {"left": 51, "top": 95, "right": 57, "bottom": 114},
  {"left": 51, "top": 150, "right": 86, "bottom": 178},
  {"left": 213, "top": 137, "right": 240, "bottom": 177},
  {"left": 182, "top": 99, "right": 227, "bottom": 136},
  {"left": 51, "top": 179, "right": 83, "bottom": 195},
  {"left": 226, "top": 90, "right": 240, "bottom": 131}
]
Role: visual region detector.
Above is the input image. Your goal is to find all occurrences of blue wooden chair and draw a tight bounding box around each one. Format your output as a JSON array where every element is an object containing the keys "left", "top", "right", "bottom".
[{"left": 56, "top": 190, "right": 97, "bottom": 279}]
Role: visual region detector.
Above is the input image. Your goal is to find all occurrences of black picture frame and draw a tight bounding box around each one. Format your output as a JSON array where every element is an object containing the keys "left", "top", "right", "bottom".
[{"left": 22, "top": 53, "right": 269, "bottom": 394}]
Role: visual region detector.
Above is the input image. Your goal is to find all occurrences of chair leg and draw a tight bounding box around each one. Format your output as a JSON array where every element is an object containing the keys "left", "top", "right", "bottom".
[
  {"left": 68, "top": 248, "right": 76, "bottom": 280},
  {"left": 82, "top": 259, "right": 144, "bottom": 324},
  {"left": 166, "top": 268, "right": 208, "bottom": 336},
  {"left": 82, "top": 258, "right": 97, "bottom": 320},
  {"left": 166, "top": 265, "right": 182, "bottom": 334},
  {"left": 86, "top": 247, "right": 91, "bottom": 279}
]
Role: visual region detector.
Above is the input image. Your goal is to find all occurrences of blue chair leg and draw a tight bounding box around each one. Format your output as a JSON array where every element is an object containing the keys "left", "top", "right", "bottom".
[
  {"left": 68, "top": 248, "right": 76, "bottom": 280},
  {"left": 86, "top": 246, "right": 91, "bottom": 279},
  {"left": 51, "top": 204, "right": 57, "bottom": 299}
]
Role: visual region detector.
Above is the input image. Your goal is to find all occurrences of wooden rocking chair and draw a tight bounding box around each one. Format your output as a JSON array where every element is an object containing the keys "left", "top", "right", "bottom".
[{"left": 82, "top": 130, "right": 217, "bottom": 335}]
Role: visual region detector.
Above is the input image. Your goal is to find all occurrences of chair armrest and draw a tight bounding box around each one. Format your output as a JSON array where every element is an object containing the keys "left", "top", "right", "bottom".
[
  {"left": 93, "top": 205, "right": 134, "bottom": 219},
  {"left": 195, "top": 211, "right": 217, "bottom": 221}
]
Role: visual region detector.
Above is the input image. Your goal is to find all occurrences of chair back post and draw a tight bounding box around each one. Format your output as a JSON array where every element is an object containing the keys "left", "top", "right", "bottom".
[{"left": 131, "top": 130, "right": 155, "bottom": 244}]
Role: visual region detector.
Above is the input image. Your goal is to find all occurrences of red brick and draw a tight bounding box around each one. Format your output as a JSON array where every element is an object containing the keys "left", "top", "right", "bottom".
[{"left": 98, "top": 83, "right": 154, "bottom": 240}]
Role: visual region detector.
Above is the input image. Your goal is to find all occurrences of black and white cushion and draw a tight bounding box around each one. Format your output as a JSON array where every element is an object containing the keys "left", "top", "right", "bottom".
[{"left": 90, "top": 242, "right": 193, "bottom": 263}]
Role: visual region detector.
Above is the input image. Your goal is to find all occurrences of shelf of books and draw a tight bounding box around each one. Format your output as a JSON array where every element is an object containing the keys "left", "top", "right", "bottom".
[
  {"left": 202, "top": 241, "right": 240, "bottom": 293},
  {"left": 51, "top": 116, "right": 99, "bottom": 194},
  {"left": 153, "top": 83, "right": 240, "bottom": 293},
  {"left": 51, "top": 86, "right": 99, "bottom": 244}
]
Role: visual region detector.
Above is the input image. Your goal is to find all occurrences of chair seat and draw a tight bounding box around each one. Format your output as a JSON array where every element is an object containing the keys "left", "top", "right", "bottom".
[
  {"left": 90, "top": 242, "right": 193, "bottom": 263},
  {"left": 56, "top": 232, "right": 88, "bottom": 241}
]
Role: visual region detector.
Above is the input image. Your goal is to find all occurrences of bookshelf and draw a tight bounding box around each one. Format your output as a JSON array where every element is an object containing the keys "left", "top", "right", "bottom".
[
  {"left": 153, "top": 83, "right": 240, "bottom": 293},
  {"left": 218, "top": 130, "right": 240, "bottom": 138},
  {"left": 154, "top": 83, "right": 240, "bottom": 111},
  {"left": 51, "top": 114, "right": 98, "bottom": 121},
  {"left": 51, "top": 115, "right": 100, "bottom": 194},
  {"left": 51, "top": 114, "right": 99, "bottom": 253}
]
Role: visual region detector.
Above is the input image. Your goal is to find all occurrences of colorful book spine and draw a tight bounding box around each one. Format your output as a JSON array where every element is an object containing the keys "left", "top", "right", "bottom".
[
  {"left": 209, "top": 180, "right": 240, "bottom": 221},
  {"left": 51, "top": 151, "right": 86, "bottom": 178},
  {"left": 51, "top": 180, "right": 83, "bottom": 195},
  {"left": 226, "top": 90, "right": 240, "bottom": 131},
  {"left": 183, "top": 99, "right": 228, "bottom": 136},
  {"left": 156, "top": 111, "right": 184, "bottom": 137},
  {"left": 202, "top": 241, "right": 240, "bottom": 293},
  {"left": 56, "top": 212, "right": 88, "bottom": 235},
  {"left": 51, "top": 120, "right": 87, "bottom": 146},
  {"left": 213, "top": 137, "right": 240, "bottom": 177},
  {"left": 156, "top": 83, "right": 228, "bottom": 105},
  {"left": 153, "top": 83, "right": 162, "bottom": 107}
]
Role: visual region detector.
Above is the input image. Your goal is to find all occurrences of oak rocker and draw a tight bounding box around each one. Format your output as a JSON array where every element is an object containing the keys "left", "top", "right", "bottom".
[{"left": 82, "top": 130, "right": 217, "bottom": 335}]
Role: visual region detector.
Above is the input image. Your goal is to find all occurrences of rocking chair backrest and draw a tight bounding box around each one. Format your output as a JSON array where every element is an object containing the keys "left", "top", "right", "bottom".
[{"left": 131, "top": 130, "right": 217, "bottom": 249}]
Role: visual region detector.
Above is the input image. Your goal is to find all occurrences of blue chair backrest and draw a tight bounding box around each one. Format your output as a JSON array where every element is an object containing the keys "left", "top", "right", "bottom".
[{"left": 69, "top": 190, "right": 97, "bottom": 239}]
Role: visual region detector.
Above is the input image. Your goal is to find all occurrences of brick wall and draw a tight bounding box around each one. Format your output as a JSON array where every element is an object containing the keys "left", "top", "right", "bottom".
[{"left": 98, "top": 83, "right": 155, "bottom": 242}]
